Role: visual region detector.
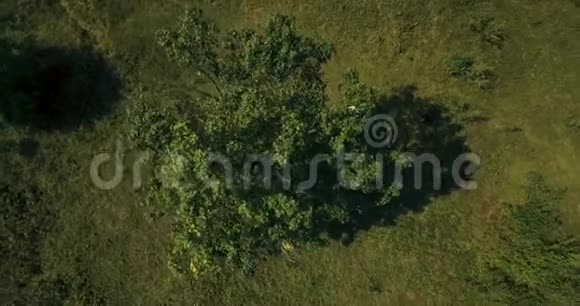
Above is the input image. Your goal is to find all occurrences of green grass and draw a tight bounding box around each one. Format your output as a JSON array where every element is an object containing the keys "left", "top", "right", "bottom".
[{"left": 1, "top": 0, "right": 579, "bottom": 304}]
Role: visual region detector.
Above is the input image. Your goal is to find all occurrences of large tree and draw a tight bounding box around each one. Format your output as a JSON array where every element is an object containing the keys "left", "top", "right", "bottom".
[{"left": 129, "top": 9, "right": 460, "bottom": 276}]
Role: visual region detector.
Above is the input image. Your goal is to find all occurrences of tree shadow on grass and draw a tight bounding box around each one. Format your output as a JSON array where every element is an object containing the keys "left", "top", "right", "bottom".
[
  {"left": 323, "top": 85, "right": 473, "bottom": 245},
  {"left": 0, "top": 38, "right": 122, "bottom": 132}
]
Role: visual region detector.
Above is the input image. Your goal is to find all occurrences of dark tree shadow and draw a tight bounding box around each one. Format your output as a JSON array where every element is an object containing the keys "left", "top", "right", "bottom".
[
  {"left": 321, "top": 85, "right": 473, "bottom": 245},
  {"left": 0, "top": 38, "right": 122, "bottom": 132}
]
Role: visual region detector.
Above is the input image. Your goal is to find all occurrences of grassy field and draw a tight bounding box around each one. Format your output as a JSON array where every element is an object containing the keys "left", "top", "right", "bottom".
[{"left": 1, "top": 0, "right": 579, "bottom": 304}]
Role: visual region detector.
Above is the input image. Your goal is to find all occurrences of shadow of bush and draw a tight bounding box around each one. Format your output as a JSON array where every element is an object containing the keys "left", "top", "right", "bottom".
[{"left": 0, "top": 39, "right": 121, "bottom": 131}]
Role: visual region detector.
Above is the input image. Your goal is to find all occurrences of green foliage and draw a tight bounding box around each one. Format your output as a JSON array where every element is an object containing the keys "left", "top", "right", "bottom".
[
  {"left": 156, "top": 9, "right": 220, "bottom": 88},
  {"left": 130, "top": 10, "right": 422, "bottom": 276},
  {"left": 446, "top": 55, "right": 476, "bottom": 78},
  {"left": 476, "top": 173, "right": 579, "bottom": 304},
  {"left": 446, "top": 55, "right": 495, "bottom": 89}
]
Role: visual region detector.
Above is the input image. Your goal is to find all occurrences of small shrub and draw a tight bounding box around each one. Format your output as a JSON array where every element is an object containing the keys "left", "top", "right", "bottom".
[
  {"left": 446, "top": 55, "right": 475, "bottom": 77},
  {"left": 446, "top": 55, "right": 496, "bottom": 89}
]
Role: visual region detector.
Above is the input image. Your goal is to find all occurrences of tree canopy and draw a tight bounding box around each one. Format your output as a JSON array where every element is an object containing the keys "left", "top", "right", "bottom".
[{"left": 129, "top": 9, "right": 464, "bottom": 276}]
